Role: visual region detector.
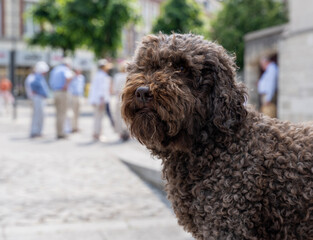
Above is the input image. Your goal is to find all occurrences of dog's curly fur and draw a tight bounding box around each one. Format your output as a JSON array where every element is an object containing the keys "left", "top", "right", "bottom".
[{"left": 121, "top": 33, "right": 313, "bottom": 240}]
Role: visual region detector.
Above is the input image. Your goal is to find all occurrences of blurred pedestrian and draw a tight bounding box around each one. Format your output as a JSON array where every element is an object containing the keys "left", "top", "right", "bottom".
[
  {"left": 25, "top": 68, "right": 35, "bottom": 100},
  {"left": 0, "top": 77, "right": 14, "bottom": 115},
  {"left": 49, "top": 58, "right": 74, "bottom": 139},
  {"left": 113, "top": 61, "right": 129, "bottom": 141},
  {"left": 29, "top": 61, "right": 50, "bottom": 138},
  {"left": 106, "top": 92, "right": 115, "bottom": 129},
  {"left": 68, "top": 67, "right": 85, "bottom": 133},
  {"left": 258, "top": 56, "right": 278, "bottom": 118},
  {"left": 88, "top": 59, "right": 114, "bottom": 141}
]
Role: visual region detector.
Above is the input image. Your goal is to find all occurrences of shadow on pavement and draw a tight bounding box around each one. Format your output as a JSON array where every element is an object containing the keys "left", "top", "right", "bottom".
[
  {"left": 10, "top": 136, "right": 30, "bottom": 141},
  {"left": 39, "top": 139, "right": 59, "bottom": 144},
  {"left": 76, "top": 140, "right": 98, "bottom": 147}
]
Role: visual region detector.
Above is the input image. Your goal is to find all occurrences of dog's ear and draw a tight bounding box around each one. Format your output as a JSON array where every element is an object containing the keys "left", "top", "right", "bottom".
[{"left": 203, "top": 45, "right": 247, "bottom": 134}]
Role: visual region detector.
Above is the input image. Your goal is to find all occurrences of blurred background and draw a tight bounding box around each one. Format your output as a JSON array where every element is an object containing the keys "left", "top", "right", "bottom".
[{"left": 0, "top": 0, "right": 312, "bottom": 239}]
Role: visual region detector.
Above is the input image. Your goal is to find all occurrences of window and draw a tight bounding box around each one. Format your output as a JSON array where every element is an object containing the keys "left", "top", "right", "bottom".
[
  {"left": 23, "top": 0, "right": 40, "bottom": 37},
  {"left": 0, "top": 0, "right": 3, "bottom": 37}
]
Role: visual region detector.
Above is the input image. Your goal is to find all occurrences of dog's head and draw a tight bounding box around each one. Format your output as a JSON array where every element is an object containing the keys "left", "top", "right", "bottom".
[{"left": 121, "top": 34, "right": 247, "bottom": 151}]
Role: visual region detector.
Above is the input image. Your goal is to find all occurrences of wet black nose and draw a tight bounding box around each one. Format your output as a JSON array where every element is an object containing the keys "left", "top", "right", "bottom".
[{"left": 135, "top": 86, "right": 152, "bottom": 103}]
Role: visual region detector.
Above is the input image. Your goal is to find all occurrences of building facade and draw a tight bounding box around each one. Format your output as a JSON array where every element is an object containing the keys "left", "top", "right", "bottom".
[
  {"left": 244, "top": 25, "right": 286, "bottom": 108},
  {"left": 244, "top": 0, "right": 313, "bottom": 122},
  {"left": 121, "top": 0, "right": 163, "bottom": 58},
  {"left": 278, "top": 0, "right": 313, "bottom": 122},
  {"left": 196, "top": 0, "right": 221, "bottom": 17},
  {"left": 1, "top": 0, "right": 165, "bottom": 97},
  {"left": 121, "top": 0, "right": 221, "bottom": 58},
  {"left": 0, "top": 0, "right": 43, "bottom": 97},
  {"left": 0, "top": 0, "right": 94, "bottom": 97},
  {"left": 1, "top": 0, "right": 219, "bottom": 97}
]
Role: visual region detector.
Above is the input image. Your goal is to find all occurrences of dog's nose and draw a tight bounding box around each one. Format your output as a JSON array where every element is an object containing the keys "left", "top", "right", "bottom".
[{"left": 135, "top": 86, "right": 152, "bottom": 103}]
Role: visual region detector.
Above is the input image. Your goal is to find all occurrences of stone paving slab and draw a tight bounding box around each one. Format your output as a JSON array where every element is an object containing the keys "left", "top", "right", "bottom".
[
  {"left": 2, "top": 218, "right": 192, "bottom": 240},
  {"left": 0, "top": 100, "right": 193, "bottom": 240}
]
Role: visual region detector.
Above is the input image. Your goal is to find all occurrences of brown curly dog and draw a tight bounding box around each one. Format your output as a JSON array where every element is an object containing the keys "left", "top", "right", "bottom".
[{"left": 121, "top": 33, "right": 313, "bottom": 240}]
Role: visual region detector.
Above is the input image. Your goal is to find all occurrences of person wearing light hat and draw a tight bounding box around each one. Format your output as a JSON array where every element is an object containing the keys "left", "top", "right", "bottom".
[
  {"left": 29, "top": 61, "right": 50, "bottom": 138},
  {"left": 68, "top": 66, "right": 85, "bottom": 133},
  {"left": 49, "top": 57, "right": 74, "bottom": 139},
  {"left": 88, "top": 58, "right": 114, "bottom": 140}
]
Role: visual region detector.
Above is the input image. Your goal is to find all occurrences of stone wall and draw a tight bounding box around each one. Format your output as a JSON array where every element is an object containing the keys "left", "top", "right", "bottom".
[
  {"left": 244, "top": 0, "right": 313, "bottom": 122},
  {"left": 278, "top": 31, "right": 313, "bottom": 122},
  {"left": 288, "top": 0, "right": 313, "bottom": 33},
  {"left": 278, "top": 0, "right": 313, "bottom": 122},
  {"left": 4, "top": 0, "right": 21, "bottom": 39},
  {"left": 244, "top": 25, "right": 285, "bottom": 108}
]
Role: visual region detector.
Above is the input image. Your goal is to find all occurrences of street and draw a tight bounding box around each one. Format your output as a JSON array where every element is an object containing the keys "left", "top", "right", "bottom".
[{"left": 0, "top": 99, "right": 192, "bottom": 240}]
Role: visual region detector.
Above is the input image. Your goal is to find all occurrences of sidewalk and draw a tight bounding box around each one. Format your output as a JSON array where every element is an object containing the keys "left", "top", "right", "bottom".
[
  {"left": 0, "top": 99, "right": 192, "bottom": 240},
  {"left": 108, "top": 138, "right": 164, "bottom": 190}
]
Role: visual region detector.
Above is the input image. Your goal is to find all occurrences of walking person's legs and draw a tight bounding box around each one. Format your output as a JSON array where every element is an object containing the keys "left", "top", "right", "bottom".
[
  {"left": 30, "top": 95, "right": 41, "bottom": 137},
  {"left": 55, "top": 91, "right": 68, "bottom": 138},
  {"left": 71, "top": 95, "right": 80, "bottom": 132},
  {"left": 105, "top": 103, "right": 115, "bottom": 128},
  {"left": 0, "top": 93, "right": 4, "bottom": 116},
  {"left": 38, "top": 97, "right": 44, "bottom": 135},
  {"left": 93, "top": 104, "right": 104, "bottom": 140},
  {"left": 114, "top": 99, "right": 129, "bottom": 141},
  {"left": 59, "top": 92, "right": 68, "bottom": 137},
  {"left": 54, "top": 92, "right": 62, "bottom": 137},
  {"left": 1, "top": 91, "right": 13, "bottom": 115}
]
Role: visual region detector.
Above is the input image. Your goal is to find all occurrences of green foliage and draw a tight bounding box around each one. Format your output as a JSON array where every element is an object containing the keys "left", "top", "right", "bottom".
[
  {"left": 152, "top": 0, "right": 205, "bottom": 35},
  {"left": 64, "top": 0, "right": 137, "bottom": 58},
  {"left": 211, "top": 0, "right": 288, "bottom": 69},
  {"left": 28, "top": 0, "right": 137, "bottom": 58},
  {"left": 28, "top": 0, "right": 76, "bottom": 55}
]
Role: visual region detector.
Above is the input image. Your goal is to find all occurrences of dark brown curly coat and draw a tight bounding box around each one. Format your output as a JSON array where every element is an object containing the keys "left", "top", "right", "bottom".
[{"left": 121, "top": 33, "right": 313, "bottom": 240}]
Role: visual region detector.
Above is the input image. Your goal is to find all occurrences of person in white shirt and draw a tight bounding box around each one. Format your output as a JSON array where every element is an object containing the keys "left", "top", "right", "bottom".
[
  {"left": 29, "top": 61, "right": 50, "bottom": 138},
  {"left": 49, "top": 57, "right": 74, "bottom": 139},
  {"left": 68, "top": 67, "right": 85, "bottom": 132},
  {"left": 258, "top": 56, "right": 278, "bottom": 118},
  {"left": 88, "top": 59, "right": 113, "bottom": 140},
  {"left": 113, "top": 61, "right": 129, "bottom": 141},
  {"left": 25, "top": 70, "right": 35, "bottom": 100}
]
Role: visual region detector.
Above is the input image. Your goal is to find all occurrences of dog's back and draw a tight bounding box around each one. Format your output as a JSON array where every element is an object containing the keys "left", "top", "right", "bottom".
[
  {"left": 163, "top": 110, "right": 313, "bottom": 240},
  {"left": 122, "top": 33, "right": 313, "bottom": 239}
]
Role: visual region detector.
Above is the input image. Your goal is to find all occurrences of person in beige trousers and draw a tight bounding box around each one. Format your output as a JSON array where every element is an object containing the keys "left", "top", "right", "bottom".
[
  {"left": 113, "top": 61, "right": 129, "bottom": 141},
  {"left": 68, "top": 67, "right": 85, "bottom": 132},
  {"left": 49, "top": 58, "right": 74, "bottom": 139},
  {"left": 88, "top": 59, "right": 113, "bottom": 141}
]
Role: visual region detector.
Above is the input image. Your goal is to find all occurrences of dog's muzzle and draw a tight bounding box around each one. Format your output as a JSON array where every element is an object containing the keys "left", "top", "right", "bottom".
[{"left": 135, "top": 86, "right": 153, "bottom": 104}]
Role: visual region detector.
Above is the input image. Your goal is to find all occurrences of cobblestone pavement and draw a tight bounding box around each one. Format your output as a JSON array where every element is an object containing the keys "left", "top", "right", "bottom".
[{"left": 0, "top": 100, "right": 192, "bottom": 240}]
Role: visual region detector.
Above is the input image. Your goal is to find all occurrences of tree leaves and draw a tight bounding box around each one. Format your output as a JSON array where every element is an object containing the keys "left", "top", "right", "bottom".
[
  {"left": 210, "top": 0, "right": 288, "bottom": 69},
  {"left": 28, "top": 0, "right": 137, "bottom": 58},
  {"left": 152, "top": 0, "right": 205, "bottom": 36}
]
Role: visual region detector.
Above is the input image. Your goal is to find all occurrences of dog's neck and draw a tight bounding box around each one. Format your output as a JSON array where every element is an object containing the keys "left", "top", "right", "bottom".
[
  {"left": 146, "top": 128, "right": 232, "bottom": 160},
  {"left": 147, "top": 110, "right": 258, "bottom": 161}
]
